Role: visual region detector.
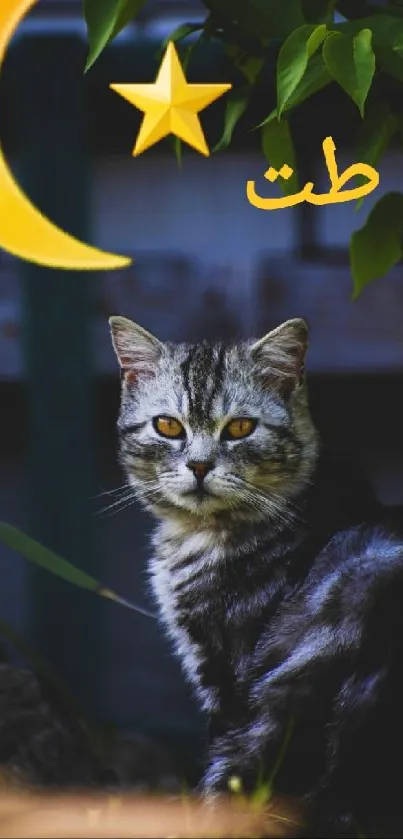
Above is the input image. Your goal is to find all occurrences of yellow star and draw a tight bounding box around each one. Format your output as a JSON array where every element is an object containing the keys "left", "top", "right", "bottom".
[{"left": 110, "top": 41, "right": 232, "bottom": 157}]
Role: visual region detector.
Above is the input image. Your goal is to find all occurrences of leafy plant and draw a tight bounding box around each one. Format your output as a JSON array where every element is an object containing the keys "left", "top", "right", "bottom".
[
  {"left": 82, "top": 0, "right": 403, "bottom": 296},
  {"left": 0, "top": 522, "right": 156, "bottom": 766},
  {"left": 0, "top": 521, "right": 154, "bottom": 719},
  {"left": 0, "top": 521, "right": 154, "bottom": 619}
]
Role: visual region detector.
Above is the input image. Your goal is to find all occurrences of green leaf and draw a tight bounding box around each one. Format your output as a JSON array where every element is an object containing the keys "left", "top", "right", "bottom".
[
  {"left": 0, "top": 522, "right": 154, "bottom": 618},
  {"left": 157, "top": 22, "right": 204, "bottom": 64},
  {"left": 236, "top": 56, "right": 264, "bottom": 84},
  {"left": 0, "top": 521, "right": 99, "bottom": 590},
  {"left": 350, "top": 192, "right": 403, "bottom": 298},
  {"left": 358, "top": 103, "right": 399, "bottom": 163},
  {"left": 355, "top": 102, "right": 398, "bottom": 209},
  {"left": 351, "top": 14, "right": 403, "bottom": 49},
  {"left": 259, "top": 55, "right": 331, "bottom": 129},
  {"left": 277, "top": 24, "right": 328, "bottom": 117},
  {"left": 357, "top": 16, "right": 403, "bottom": 80},
  {"left": 173, "top": 136, "right": 183, "bottom": 167},
  {"left": 261, "top": 119, "right": 299, "bottom": 196},
  {"left": 214, "top": 86, "right": 250, "bottom": 152},
  {"left": 258, "top": 108, "right": 277, "bottom": 129},
  {"left": 313, "top": 12, "right": 403, "bottom": 43},
  {"left": 161, "top": 23, "right": 204, "bottom": 50},
  {"left": 375, "top": 43, "right": 403, "bottom": 82},
  {"left": 224, "top": 44, "right": 264, "bottom": 84},
  {"left": 286, "top": 53, "right": 332, "bottom": 107},
  {"left": 322, "top": 29, "right": 375, "bottom": 117},
  {"left": 84, "top": 0, "right": 147, "bottom": 71}
]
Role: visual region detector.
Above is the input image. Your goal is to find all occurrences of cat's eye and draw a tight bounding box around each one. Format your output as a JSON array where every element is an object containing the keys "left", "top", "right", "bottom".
[
  {"left": 153, "top": 416, "right": 185, "bottom": 439},
  {"left": 222, "top": 418, "right": 257, "bottom": 440}
]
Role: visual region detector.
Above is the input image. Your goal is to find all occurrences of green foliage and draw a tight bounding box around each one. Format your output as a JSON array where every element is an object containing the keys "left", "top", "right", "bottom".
[
  {"left": 262, "top": 119, "right": 300, "bottom": 196},
  {"left": 84, "top": 0, "right": 148, "bottom": 71},
  {"left": 270, "top": 53, "right": 331, "bottom": 121},
  {"left": 224, "top": 46, "right": 264, "bottom": 85},
  {"left": 350, "top": 192, "right": 403, "bottom": 299},
  {"left": 214, "top": 86, "right": 250, "bottom": 151},
  {"left": 276, "top": 24, "right": 328, "bottom": 117},
  {"left": 160, "top": 23, "right": 204, "bottom": 50},
  {"left": 354, "top": 102, "right": 399, "bottom": 209},
  {"left": 81, "top": 0, "right": 403, "bottom": 293},
  {"left": 0, "top": 521, "right": 101, "bottom": 591},
  {"left": 0, "top": 522, "right": 157, "bottom": 759},
  {"left": 322, "top": 29, "right": 375, "bottom": 117},
  {"left": 0, "top": 521, "right": 150, "bottom": 615}
]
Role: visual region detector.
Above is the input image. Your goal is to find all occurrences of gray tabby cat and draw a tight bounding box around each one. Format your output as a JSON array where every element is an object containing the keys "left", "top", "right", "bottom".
[{"left": 110, "top": 315, "right": 403, "bottom": 839}]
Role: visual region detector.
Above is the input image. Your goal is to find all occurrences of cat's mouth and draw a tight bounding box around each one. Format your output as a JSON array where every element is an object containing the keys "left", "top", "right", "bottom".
[{"left": 183, "top": 486, "right": 215, "bottom": 501}]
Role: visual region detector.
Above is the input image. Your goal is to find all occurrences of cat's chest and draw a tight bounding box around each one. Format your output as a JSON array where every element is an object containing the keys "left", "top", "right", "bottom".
[
  {"left": 148, "top": 544, "right": 226, "bottom": 650},
  {"left": 149, "top": 526, "right": 242, "bottom": 710},
  {"left": 148, "top": 554, "right": 220, "bottom": 711},
  {"left": 149, "top": 526, "right": 278, "bottom": 711},
  {"left": 150, "top": 532, "right": 243, "bottom": 640}
]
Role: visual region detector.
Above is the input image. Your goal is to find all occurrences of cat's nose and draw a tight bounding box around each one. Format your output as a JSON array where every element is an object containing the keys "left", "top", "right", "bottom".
[{"left": 186, "top": 460, "right": 214, "bottom": 481}]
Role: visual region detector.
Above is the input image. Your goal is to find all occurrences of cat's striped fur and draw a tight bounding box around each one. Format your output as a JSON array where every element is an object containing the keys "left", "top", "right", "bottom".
[{"left": 110, "top": 316, "right": 403, "bottom": 838}]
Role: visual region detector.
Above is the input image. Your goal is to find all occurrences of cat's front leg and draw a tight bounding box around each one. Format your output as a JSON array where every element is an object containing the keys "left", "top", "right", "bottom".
[
  {"left": 201, "top": 719, "right": 271, "bottom": 796},
  {"left": 201, "top": 731, "right": 248, "bottom": 795}
]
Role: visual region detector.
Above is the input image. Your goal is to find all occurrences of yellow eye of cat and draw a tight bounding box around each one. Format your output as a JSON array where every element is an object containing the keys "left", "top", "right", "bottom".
[
  {"left": 153, "top": 416, "right": 185, "bottom": 439},
  {"left": 223, "top": 418, "right": 257, "bottom": 440}
]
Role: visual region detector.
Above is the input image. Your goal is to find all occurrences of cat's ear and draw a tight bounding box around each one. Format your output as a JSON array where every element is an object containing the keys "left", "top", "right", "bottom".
[
  {"left": 109, "top": 316, "right": 163, "bottom": 385},
  {"left": 250, "top": 318, "right": 308, "bottom": 394}
]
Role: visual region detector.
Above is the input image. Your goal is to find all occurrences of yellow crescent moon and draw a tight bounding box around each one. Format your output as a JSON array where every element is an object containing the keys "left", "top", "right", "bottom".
[{"left": 0, "top": 0, "right": 132, "bottom": 270}]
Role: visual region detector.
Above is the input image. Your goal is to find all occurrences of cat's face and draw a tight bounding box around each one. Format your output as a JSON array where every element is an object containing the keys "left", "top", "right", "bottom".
[{"left": 109, "top": 317, "right": 319, "bottom": 524}]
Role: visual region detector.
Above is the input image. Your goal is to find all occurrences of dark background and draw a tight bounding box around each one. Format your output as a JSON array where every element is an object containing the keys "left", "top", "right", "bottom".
[{"left": 0, "top": 0, "right": 402, "bottom": 784}]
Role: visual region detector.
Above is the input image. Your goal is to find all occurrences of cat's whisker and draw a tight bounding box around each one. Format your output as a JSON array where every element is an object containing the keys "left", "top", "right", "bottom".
[
  {"left": 243, "top": 492, "right": 297, "bottom": 529},
  {"left": 91, "top": 483, "right": 133, "bottom": 501},
  {"left": 233, "top": 478, "right": 304, "bottom": 528},
  {"left": 96, "top": 491, "right": 137, "bottom": 517},
  {"left": 98, "top": 499, "right": 139, "bottom": 518}
]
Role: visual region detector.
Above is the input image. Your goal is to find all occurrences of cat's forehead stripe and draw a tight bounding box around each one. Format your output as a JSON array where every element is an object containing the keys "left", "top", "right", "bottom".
[
  {"left": 205, "top": 345, "right": 226, "bottom": 415},
  {"left": 180, "top": 343, "right": 226, "bottom": 422}
]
